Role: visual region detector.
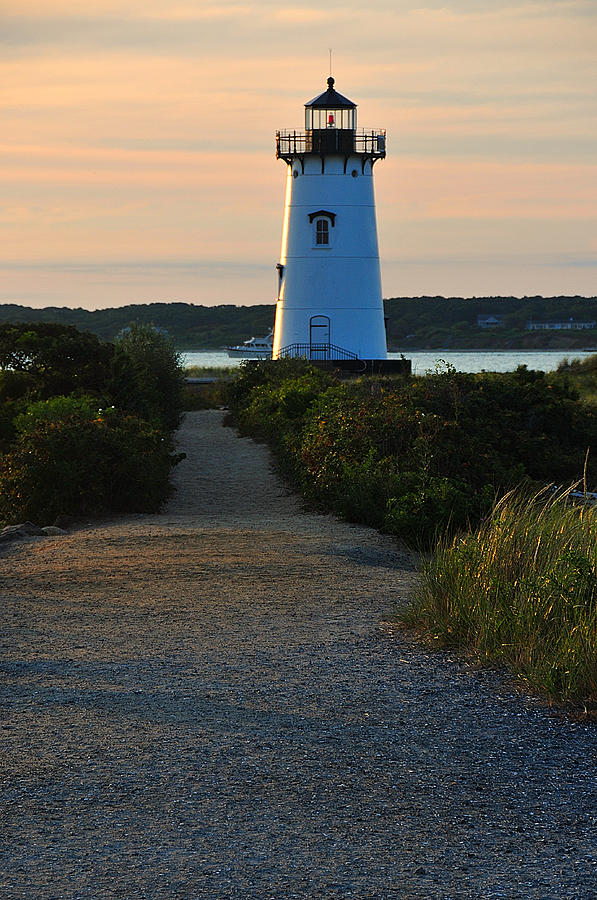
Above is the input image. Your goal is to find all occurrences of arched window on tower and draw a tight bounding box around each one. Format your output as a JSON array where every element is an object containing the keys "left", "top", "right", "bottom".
[
  {"left": 316, "top": 218, "right": 329, "bottom": 245},
  {"left": 308, "top": 209, "right": 336, "bottom": 248}
]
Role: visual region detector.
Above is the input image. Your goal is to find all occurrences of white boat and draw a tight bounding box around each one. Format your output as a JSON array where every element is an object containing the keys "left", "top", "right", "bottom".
[{"left": 226, "top": 329, "right": 274, "bottom": 359}]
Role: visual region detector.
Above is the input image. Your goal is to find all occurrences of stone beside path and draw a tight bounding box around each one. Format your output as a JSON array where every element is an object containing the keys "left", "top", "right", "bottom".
[
  {"left": 0, "top": 522, "right": 68, "bottom": 542},
  {"left": 0, "top": 410, "right": 595, "bottom": 899}
]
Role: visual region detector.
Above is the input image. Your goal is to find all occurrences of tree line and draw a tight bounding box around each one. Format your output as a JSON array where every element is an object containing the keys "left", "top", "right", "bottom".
[{"left": 0, "top": 297, "right": 596, "bottom": 350}]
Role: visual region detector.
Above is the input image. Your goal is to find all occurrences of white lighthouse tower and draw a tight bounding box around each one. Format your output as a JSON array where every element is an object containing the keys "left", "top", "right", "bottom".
[{"left": 273, "top": 76, "right": 387, "bottom": 361}]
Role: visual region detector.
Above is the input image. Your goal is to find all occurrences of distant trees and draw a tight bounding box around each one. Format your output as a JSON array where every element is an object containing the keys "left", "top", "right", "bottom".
[
  {"left": 0, "top": 298, "right": 596, "bottom": 351},
  {"left": 383, "top": 296, "right": 597, "bottom": 349},
  {"left": 0, "top": 303, "right": 276, "bottom": 350}
]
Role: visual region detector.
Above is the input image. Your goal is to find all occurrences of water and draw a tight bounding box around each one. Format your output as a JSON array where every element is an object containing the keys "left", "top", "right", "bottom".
[{"left": 183, "top": 349, "right": 597, "bottom": 374}]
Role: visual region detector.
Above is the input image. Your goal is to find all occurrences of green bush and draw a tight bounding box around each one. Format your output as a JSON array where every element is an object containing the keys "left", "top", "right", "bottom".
[
  {"left": 0, "top": 400, "right": 178, "bottom": 524},
  {"left": 0, "top": 369, "right": 36, "bottom": 403},
  {"left": 229, "top": 363, "right": 597, "bottom": 547},
  {"left": 237, "top": 372, "right": 331, "bottom": 445},
  {"left": 109, "top": 322, "right": 185, "bottom": 431},
  {"left": 401, "top": 487, "right": 597, "bottom": 711},
  {"left": 228, "top": 358, "right": 333, "bottom": 411},
  {"left": 556, "top": 353, "right": 597, "bottom": 405},
  {"left": 0, "top": 321, "right": 112, "bottom": 399},
  {"left": 0, "top": 323, "right": 187, "bottom": 526},
  {"left": 297, "top": 390, "right": 499, "bottom": 545},
  {"left": 14, "top": 394, "right": 98, "bottom": 430},
  {"left": 384, "top": 473, "right": 494, "bottom": 548},
  {"left": 0, "top": 370, "right": 37, "bottom": 452}
]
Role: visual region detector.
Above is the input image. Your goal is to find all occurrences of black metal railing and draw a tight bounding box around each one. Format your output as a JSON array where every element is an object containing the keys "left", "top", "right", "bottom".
[
  {"left": 276, "top": 129, "right": 386, "bottom": 161},
  {"left": 277, "top": 343, "right": 358, "bottom": 361}
]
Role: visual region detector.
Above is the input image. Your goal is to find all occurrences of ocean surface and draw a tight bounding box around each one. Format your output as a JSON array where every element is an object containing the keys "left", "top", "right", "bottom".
[{"left": 183, "top": 349, "right": 597, "bottom": 375}]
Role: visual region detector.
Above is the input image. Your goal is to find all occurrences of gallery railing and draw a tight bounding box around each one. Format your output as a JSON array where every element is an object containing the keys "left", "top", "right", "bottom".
[
  {"left": 276, "top": 343, "right": 358, "bottom": 361},
  {"left": 276, "top": 129, "right": 386, "bottom": 161}
]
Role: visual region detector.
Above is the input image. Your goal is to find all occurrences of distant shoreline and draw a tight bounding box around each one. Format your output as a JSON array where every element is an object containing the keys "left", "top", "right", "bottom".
[
  {"left": 2, "top": 299, "right": 597, "bottom": 354},
  {"left": 182, "top": 346, "right": 597, "bottom": 354},
  {"left": 387, "top": 346, "right": 597, "bottom": 354}
]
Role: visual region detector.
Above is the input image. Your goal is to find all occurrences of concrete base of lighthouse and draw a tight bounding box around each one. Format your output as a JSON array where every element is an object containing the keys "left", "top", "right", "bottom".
[
  {"left": 246, "top": 357, "right": 412, "bottom": 376},
  {"left": 309, "top": 357, "right": 411, "bottom": 375}
]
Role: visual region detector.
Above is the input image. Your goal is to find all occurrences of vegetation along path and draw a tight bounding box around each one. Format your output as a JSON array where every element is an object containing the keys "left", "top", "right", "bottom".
[{"left": 1, "top": 410, "right": 595, "bottom": 900}]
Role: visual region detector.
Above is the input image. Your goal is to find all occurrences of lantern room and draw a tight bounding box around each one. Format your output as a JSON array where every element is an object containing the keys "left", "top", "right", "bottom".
[
  {"left": 304, "top": 77, "right": 357, "bottom": 131},
  {"left": 304, "top": 76, "right": 356, "bottom": 155}
]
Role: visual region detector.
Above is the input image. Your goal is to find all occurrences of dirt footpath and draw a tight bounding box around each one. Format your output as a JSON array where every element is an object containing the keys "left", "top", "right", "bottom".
[{"left": 1, "top": 410, "right": 595, "bottom": 899}]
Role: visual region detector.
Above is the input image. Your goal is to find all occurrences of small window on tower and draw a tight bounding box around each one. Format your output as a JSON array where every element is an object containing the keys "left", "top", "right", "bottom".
[{"left": 316, "top": 218, "right": 329, "bottom": 245}]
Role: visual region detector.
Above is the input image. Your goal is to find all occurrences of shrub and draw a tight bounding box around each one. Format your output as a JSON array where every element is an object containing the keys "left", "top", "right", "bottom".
[
  {"left": 109, "top": 322, "right": 185, "bottom": 431},
  {"left": 556, "top": 353, "right": 597, "bottom": 406},
  {"left": 237, "top": 372, "right": 331, "bottom": 445},
  {"left": 229, "top": 363, "right": 597, "bottom": 547},
  {"left": 0, "top": 323, "right": 186, "bottom": 526},
  {"left": 0, "top": 369, "right": 36, "bottom": 403},
  {"left": 14, "top": 394, "right": 98, "bottom": 430},
  {"left": 0, "top": 321, "right": 112, "bottom": 399},
  {"left": 0, "top": 371, "right": 38, "bottom": 452},
  {"left": 0, "top": 400, "right": 178, "bottom": 525},
  {"left": 228, "top": 358, "right": 333, "bottom": 414}
]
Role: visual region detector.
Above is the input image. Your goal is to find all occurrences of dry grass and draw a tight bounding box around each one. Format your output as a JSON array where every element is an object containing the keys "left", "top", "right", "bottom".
[{"left": 401, "top": 485, "right": 597, "bottom": 713}]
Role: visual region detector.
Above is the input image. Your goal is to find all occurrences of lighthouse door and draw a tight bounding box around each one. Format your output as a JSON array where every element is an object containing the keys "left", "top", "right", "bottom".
[{"left": 309, "top": 316, "right": 330, "bottom": 359}]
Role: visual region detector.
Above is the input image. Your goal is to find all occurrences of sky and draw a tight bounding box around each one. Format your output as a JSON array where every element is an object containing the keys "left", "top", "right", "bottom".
[{"left": 1, "top": 0, "right": 596, "bottom": 310}]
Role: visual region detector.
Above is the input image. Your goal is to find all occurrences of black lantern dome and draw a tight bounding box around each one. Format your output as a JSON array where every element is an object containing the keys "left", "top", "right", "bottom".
[{"left": 305, "top": 77, "right": 357, "bottom": 139}]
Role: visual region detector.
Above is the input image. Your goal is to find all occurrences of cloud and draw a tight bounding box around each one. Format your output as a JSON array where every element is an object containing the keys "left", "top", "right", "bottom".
[{"left": 272, "top": 7, "right": 335, "bottom": 23}]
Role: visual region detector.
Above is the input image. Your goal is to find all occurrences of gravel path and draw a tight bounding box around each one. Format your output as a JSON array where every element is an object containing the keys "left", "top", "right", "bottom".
[{"left": 1, "top": 410, "right": 596, "bottom": 899}]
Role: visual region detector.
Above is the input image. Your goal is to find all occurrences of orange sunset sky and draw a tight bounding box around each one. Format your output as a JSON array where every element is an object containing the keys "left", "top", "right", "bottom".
[{"left": 1, "top": 0, "right": 596, "bottom": 309}]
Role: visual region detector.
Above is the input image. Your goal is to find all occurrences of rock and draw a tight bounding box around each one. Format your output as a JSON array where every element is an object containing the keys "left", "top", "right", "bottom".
[
  {"left": 0, "top": 521, "right": 45, "bottom": 542},
  {"left": 41, "top": 526, "right": 67, "bottom": 536},
  {"left": 0, "top": 526, "right": 25, "bottom": 543},
  {"left": 20, "top": 521, "right": 45, "bottom": 535}
]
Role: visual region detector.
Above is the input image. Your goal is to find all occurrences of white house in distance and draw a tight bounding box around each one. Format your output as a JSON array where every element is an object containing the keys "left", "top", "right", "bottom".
[
  {"left": 477, "top": 315, "right": 504, "bottom": 328},
  {"left": 527, "top": 318, "right": 596, "bottom": 331},
  {"left": 272, "top": 77, "right": 388, "bottom": 361}
]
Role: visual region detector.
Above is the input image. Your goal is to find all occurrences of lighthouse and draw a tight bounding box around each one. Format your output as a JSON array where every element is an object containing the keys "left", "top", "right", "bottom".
[{"left": 273, "top": 77, "right": 387, "bottom": 361}]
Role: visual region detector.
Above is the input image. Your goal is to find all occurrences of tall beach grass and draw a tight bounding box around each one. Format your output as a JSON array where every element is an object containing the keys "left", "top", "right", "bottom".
[
  {"left": 402, "top": 486, "right": 597, "bottom": 712},
  {"left": 182, "top": 366, "right": 235, "bottom": 409}
]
